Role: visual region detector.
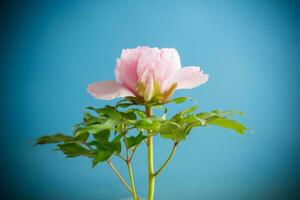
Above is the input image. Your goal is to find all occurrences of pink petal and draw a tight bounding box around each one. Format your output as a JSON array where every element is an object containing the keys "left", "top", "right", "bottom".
[
  {"left": 87, "top": 81, "right": 135, "bottom": 100},
  {"left": 139, "top": 66, "right": 156, "bottom": 101},
  {"left": 137, "top": 47, "right": 161, "bottom": 77},
  {"left": 137, "top": 48, "right": 179, "bottom": 85},
  {"left": 115, "top": 47, "right": 149, "bottom": 94},
  {"left": 160, "top": 48, "right": 181, "bottom": 70},
  {"left": 120, "top": 46, "right": 149, "bottom": 60},
  {"left": 115, "top": 59, "right": 138, "bottom": 93},
  {"left": 162, "top": 66, "right": 209, "bottom": 91}
]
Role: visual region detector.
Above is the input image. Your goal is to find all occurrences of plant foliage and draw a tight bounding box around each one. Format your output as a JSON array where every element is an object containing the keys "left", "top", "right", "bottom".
[{"left": 36, "top": 97, "right": 249, "bottom": 167}]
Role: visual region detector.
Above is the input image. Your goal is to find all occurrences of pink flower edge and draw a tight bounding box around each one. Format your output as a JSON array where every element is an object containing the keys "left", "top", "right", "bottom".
[{"left": 87, "top": 81, "right": 135, "bottom": 100}]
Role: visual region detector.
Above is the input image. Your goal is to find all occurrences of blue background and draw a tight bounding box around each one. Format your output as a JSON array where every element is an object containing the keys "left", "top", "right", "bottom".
[{"left": 1, "top": 0, "right": 300, "bottom": 199}]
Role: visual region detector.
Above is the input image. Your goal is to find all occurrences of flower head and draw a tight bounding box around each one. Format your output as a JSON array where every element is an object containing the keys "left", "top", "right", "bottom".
[{"left": 88, "top": 46, "right": 208, "bottom": 102}]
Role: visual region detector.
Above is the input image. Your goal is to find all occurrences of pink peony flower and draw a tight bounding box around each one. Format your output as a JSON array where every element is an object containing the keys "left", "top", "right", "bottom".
[{"left": 88, "top": 46, "right": 209, "bottom": 101}]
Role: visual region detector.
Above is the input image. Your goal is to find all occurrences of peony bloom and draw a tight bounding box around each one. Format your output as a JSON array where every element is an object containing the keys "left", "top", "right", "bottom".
[{"left": 88, "top": 46, "right": 208, "bottom": 102}]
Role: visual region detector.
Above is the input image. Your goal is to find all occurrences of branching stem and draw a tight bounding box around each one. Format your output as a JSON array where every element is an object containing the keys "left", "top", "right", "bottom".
[
  {"left": 106, "top": 160, "right": 132, "bottom": 194},
  {"left": 124, "top": 128, "right": 138, "bottom": 200},
  {"left": 154, "top": 142, "right": 178, "bottom": 177},
  {"left": 114, "top": 153, "right": 127, "bottom": 162},
  {"left": 129, "top": 144, "right": 138, "bottom": 162}
]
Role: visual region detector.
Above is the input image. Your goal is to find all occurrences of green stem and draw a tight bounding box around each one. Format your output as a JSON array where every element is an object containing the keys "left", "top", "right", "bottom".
[
  {"left": 154, "top": 143, "right": 178, "bottom": 177},
  {"left": 146, "top": 106, "right": 155, "bottom": 200},
  {"left": 106, "top": 160, "right": 132, "bottom": 194},
  {"left": 124, "top": 127, "right": 138, "bottom": 200},
  {"left": 127, "top": 161, "right": 138, "bottom": 200}
]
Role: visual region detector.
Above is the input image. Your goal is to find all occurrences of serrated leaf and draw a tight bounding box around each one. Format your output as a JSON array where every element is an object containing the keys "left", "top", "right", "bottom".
[
  {"left": 160, "top": 121, "right": 185, "bottom": 142},
  {"left": 208, "top": 117, "right": 248, "bottom": 134},
  {"left": 126, "top": 109, "right": 146, "bottom": 118},
  {"left": 75, "top": 131, "right": 89, "bottom": 142},
  {"left": 125, "top": 132, "right": 146, "bottom": 148},
  {"left": 82, "top": 112, "right": 103, "bottom": 125},
  {"left": 86, "top": 118, "right": 118, "bottom": 134},
  {"left": 87, "top": 106, "right": 122, "bottom": 120},
  {"left": 57, "top": 143, "right": 93, "bottom": 158},
  {"left": 122, "top": 111, "right": 137, "bottom": 120},
  {"left": 89, "top": 129, "right": 121, "bottom": 156},
  {"left": 86, "top": 124, "right": 108, "bottom": 134},
  {"left": 73, "top": 127, "right": 89, "bottom": 142},
  {"left": 99, "top": 106, "right": 123, "bottom": 118},
  {"left": 112, "top": 132, "right": 125, "bottom": 143},
  {"left": 184, "top": 114, "right": 206, "bottom": 126},
  {"left": 133, "top": 118, "right": 162, "bottom": 132},
  {"left": 93, "top": 129, "right": 110, "bottom": 141},
  {"left": 92, "top": 150, "right": 113, "bottom": 167},
  {"left": 36, "top": 133, "right": 74, "bottom": 145}
]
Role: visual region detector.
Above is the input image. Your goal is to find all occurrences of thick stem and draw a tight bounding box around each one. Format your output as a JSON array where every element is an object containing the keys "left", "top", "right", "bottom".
[
  {"left": 146, "top": 106, "right": 155, "bottom": 200},
  {"left": 154, "top": 143, "right": 178, "bottom": 177}
]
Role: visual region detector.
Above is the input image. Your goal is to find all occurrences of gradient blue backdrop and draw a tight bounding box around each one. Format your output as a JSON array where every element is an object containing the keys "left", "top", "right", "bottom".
[{"left": 1, "top": 0, "right": 300, "bottom": 199}]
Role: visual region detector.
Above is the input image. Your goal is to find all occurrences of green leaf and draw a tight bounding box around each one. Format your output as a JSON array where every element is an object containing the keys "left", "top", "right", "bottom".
[
  {"left": 75, "top": 132, "right": 89, "bottom": 142},
  {"left": 125, "top": 132, "right": 146, "bottom": 148},
  {"left": 83, "top": 112, "right": 94, "bottom": 120},
  {"left": 90, "top": 129, "right": 116, "bottom": 167},
  {"left": 86, "top": 118, "right": 119, "bottom": 134},
  {"left": 170, "top": 96, "right": 191, "bottom": 104},
  {"left": 196, "top": 112, "right": 216, "bottom": 119},
  {"left": 57, "top": 143, "right": 93, "bottom": 158},
  {"left": 184, "top": 114, "right": 205, "bottom": 125},
  {"left": 97, "top": 106, "right": 123, "bottom": 119},
  {"left": 126, "top": 109, "right": 146, "bottom": 118},
  {"left": 124, "top": 96, "right": 145, "bottom": 104},
  {"left": 112, "top": 132, "right": 125, "bottom": 143},
  {"left": 122, "top": 111, "right": 137, "bottom": 120},
  {"left": 181, "top": 105, "right": 198, "bottom": 115},
  {"left": 196, "top": 112, "right": 218, "bottom": 122},
  {"left": 86, "top": 124, "right": 108, "bottom": 134},
  {"left": 116, "top": 103, "right": 135, "bottom": 108},
  {"left": 160, "top": 121, "right": 185, "bottom": 142},
  {"left": 93, "top": 129, "right": 110, "bottom": 141},
  {"left": 212, "top": 109, "right": 245, "bottom": 117},
  {"left": 36, "top": 133, "right": 74, "bottom": 145},
  {"left": 86, "top": 106, "right": 122, "bottom": 120},
  {"left": 133, "top": 118, "right": 162, "bottom": 132},
  {"left": 208, "top": 117, "right": 248, "bottom": 134},
  {"left": 89, "top": 129, "right": 121, "bottom": 156},
  {"left": 92, "top": 150, "right": 113, "bottom": 167},
  {"left": 73, "top": 127, "right": 89, "bottom": 142},
  {"left": 82, "top": 112, "right": 103, "bottom": 125},
  {"left": 113, "top": 140, "right": 122, "bottom": 154}
]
